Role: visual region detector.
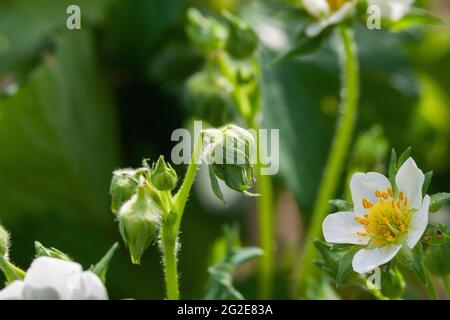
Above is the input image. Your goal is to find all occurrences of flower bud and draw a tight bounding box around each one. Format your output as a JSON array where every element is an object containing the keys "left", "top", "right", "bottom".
[
  {"left": 222, "top": 11, "right": 258, "bottom": 59},
  {"left": 118, "top": 185, "right": 163, "bottom": 264},
  {"left": 110, "top": 169, "right": 140, "bottom": 215},
  {"left": 151, "top": 156, "right": 178, "bottom": 191},
  {"left": 186, "top": 8, "right": 228, "bottom": 53},
  {"left": 0, "top": 224, "right": 10, "bottom": 257},
  {"left": 204, "top": 124, "right": 257, "bottom": 199},
  {"left": 185, "top": 70, "right": 233, "bottom": 126}
]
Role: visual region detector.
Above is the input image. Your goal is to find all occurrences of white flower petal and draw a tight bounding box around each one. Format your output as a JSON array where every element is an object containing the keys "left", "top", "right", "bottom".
[
  {"left": 407, "top": 195, "right": 430, "bottom": 248},
  {"left": 303, "top": 0, "right": 330, "bottom": 18},
  {"left": 23, "top": 256, "right": 82, "bottom": 300},
  {"left": 352, "top": 245, "right": 402, "bottom": 274},
  {"left": 368, "top": 0, "right": 413, "bottom": 21},
  {"left": 0, "top": 281, "right": 25, "bottom": 300},
  {"left": 323, "top": 212, "right": 370, "bottom": 245},
  {"left": 396, "top": 157, "right": 424, "bottom": 210},
  {"left": 69, "top": 271, "right": 108, "bottom": 300},
  {"left": 350, "top": 172, "right": 391, "bottom": 216}
]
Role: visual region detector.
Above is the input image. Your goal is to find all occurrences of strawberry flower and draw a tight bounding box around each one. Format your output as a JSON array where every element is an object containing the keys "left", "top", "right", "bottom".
[
  {"left": 322, "top": 157, "right": 430, "bottom": 273},
  {"left": 0, "top": 257, "right": 108, "bottom": 300}
]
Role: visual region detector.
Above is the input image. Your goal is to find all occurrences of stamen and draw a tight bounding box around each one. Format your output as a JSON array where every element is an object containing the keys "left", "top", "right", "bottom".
[
  {"left": 387, "top": 187, "right": 393, "bottom": 198},
  {"left": 399, "top": 192, "right": 404, "bottom": 201}
]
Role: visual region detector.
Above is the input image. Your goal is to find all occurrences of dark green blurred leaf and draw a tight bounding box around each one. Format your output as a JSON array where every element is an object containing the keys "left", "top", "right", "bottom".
[
  {"left": 389, "top": 8, "right": 443, "bottom": 32},
  {"left": 429, "top": 192, "right": 450, "bottom": 213},
  {"left": 0, "top": 0, "right": 109, "bottom": 73},
  {"left": 0, "top": 30, "right": 119, "bottom": 224},
  {"left": 422, "top": 171, "right": 433, "bottom": 195}
]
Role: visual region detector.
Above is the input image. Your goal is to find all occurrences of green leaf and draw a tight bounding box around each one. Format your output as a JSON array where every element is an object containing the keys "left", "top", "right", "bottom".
[
  {"left": 0, "top": 0, "right": 109, "bottom": 73},
  {"left": 397, "top": 146, "right": 411, "bottom": 168},
  {"left": 429, "top": 193, "right": 450, "bottom": 213},
  {"left": 329, "top": 199, "right": 353, "bottom": 212},
  {"left": 0, "top": 255, "right": 24, "bottom": 283},
  {"left": 230, "top": 247, "right": 263, "bottom": 267},
  {"left": 204, "top": 226, "right": 262, "bottom": 300},
  {"left": 388, "top": 148, "right": 398, "bottom": 191},
  {"left": 34, "top": 241, "right": 72, "bottom": 261},
  {"left": 208, "top": 166, "right": 227, "bottom": 204},
  {"left": 0, "top": 30, "right": 119, "bottom": 225},
  {"left": 336, "top": 246, "right": 358, "bottom": 287},
  {"left": 422, "top": 171, "right": 433, "bottom": 195},
  {"left": 398, "top": 243, "right": 427, "bottom": 285},
  {"left": 91, "top": 243, "right": 119, "bottom": 283},
  {"left": 273, "top": 32, "right": 327, "bottom": 64},
  {"left": 389, "top": 8, "right": 444, "bottom": 32}
]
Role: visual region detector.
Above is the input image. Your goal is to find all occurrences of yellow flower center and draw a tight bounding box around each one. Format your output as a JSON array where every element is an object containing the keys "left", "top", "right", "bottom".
[
  {"left": 355, "top": 188, "right": 411, "bottom": 246},
  {"left": 327, "top": 0, "right": 346, "bottom": 11}
]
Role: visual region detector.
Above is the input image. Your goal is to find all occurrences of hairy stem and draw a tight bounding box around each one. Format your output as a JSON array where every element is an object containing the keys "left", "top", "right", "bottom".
[
  {"left": 296, "top": 25, "right": 360, "bottom": 297},
  {"left": 160, "top": 135, "right": 203, "bottom": 299}
]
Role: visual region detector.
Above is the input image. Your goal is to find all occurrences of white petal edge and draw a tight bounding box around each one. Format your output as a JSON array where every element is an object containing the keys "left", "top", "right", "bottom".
[
  {"left": 322, "top": 212, "right": 370, "bottom": 245},
  {"left": 352, "top": 245, "right": 402, "bottom": 274},
  {"left": 24, "top": 256, "right": 83, "bottom": 300},
  {"left": 69, "top": 271, "right": 108, "bottom": 300},
  {"left": 0, "top": 281, "right": 25, "bottom": 300},
  {"left": 302, "top": 0, "right": 330, "bottom": 18},
  {"left": 407, "top": 195, "right": 430, "bottom": 249},
  {"left": 350, "top": 172, "right": 391, "bottom": 216},
  {"left": 396, "top": 157, "right": 424, "bottom": 210}
]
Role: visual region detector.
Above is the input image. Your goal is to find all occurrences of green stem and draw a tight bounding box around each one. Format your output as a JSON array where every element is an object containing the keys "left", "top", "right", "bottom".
[
  {"left": 160, "top": 220, "right": 179, "bottom": 300},
  {"left": 215, "top": 49, "right": 275, "bottom": 298},
  {"left": 424, "top": 268, "right": 437, "bottom": 300},
  {"left": 159, "top": 135, "right": 203, "bottom": 299},
  {"left": 443, "top": 276, "right": 450, "bottom": 300},
  {"left": 0, "top": 256, "right": 25, "bottom": 283},
  {"left": 256, "top": 153, "right": 275, "bottom": 299},
  {"left": 296, "top": 25, "right": 360, "bottom": 297}
]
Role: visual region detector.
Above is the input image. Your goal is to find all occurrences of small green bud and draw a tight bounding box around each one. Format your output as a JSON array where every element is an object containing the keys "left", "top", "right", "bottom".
[
  {"left": 185, "top": 70, "right": 233, "bottom": 126},
  {"left": 222, "top": 11, "right": 258, "bottom": 59},
  {"left": 151, "top": 156, "right": 178, "bottom": 191},
  {"left": 0, "top": 223, "right": 10, "bottom": 257},
  {"left": 34, "top": 241, "right": 72, "bottom": 261},
  {"left": 204, "top": 124, "right": 257, "bottom": 200},
  {"left": 186, "top": 8, "right": 228, "bottom": 53},
  {"left": 425, "top": 226, "right": 450, "bottom": 276},
  {"left": 380, "top": 266, "right": 405, "bottom": 299},
  {"left": 119, "top": 185, "right": 163, "bottom": 264},
  {"left": 110, "top": 169, "right": 140, "bottom": 215}
]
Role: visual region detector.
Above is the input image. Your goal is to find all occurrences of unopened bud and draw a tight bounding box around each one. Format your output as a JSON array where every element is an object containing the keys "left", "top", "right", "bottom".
[
  {"left": 118, "top": 185, "right": 163, "bottom": 264},
  {"left": 222, "top": 11, "right": 258, "bottom": 59},
  {"left": 186, "top": 8, "right": 228, "bottom": 53},
  {"left": 204, "top": 124, "right": 257, "bottom": 200},
  {"left": 110, "top": 169, "right": 140, "bottom": 215},
  {"left": 151, "top": 156, "right": 178, "bottom": 191}
]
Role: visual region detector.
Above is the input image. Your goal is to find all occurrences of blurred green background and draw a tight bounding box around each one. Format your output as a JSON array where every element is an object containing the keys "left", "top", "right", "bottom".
[{"left": 0, "top": 0, "right": 449, "bottom": 299}]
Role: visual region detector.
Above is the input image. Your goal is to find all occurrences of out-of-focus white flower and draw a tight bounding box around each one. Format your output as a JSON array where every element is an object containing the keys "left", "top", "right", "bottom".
[
  {"left": 368, "top": 0, "right": 414, "bottom": 22},
  {"left": 302, "top": 0, "right": 357, "bottom": 37},
  {"left": 303, "top": 0, "right": 331, "bottom": 18},
  {"left": 322, "top": 157, "right": 429, "bottom": 274},
  {"left": 0, "top": 256, "right": 108, "bottom": 300}
]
